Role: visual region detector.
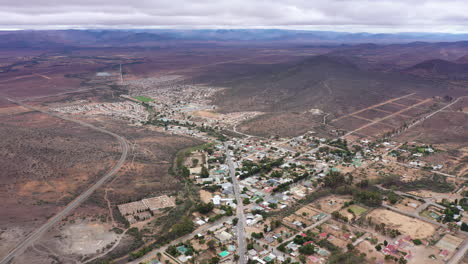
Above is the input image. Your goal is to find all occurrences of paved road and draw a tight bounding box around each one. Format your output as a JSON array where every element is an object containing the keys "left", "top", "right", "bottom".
[
  {"left": 0, "top": 99, "right": 129, "bottom": 264},
  {"left": 447, "top": 239, "right": 468, "bottom": 264},
  {"left": 225, "top": 143, "right": 247, "bottom": 264}
]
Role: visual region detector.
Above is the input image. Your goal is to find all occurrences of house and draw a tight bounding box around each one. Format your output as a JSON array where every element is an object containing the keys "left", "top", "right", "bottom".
[
  {"left": 117, "top": 201, "right": 147, "bottom": 216},
  {"left": 246, "top": 214, "right": 263, "bottom": 226},
  {"left": 196, "top": 219, "right": 206, "bottom": 226},
  {"left": 219, "top": 251, "right": 230, "bottom": 258},
  {"left": 248, "top": 249, "right": 258, "bottom": 256},
  {"left": 135, "top": 211, "right": 152, "bottom": 221},
  {"left": 212, "top": 195, "right": 222, "bottom": 206},
  {"left": 215, "top": 231, "right": 233, "bottom": 243},
  {"left": 307, "top": 256, "right": 322, "bottom": 263},
  {"left": 150, "top": 259, "right": 161, "bottom": 264},
  {"left": 287, "top": 242, "right": 299, "bottom": 251},
  {"left": 265, "top": 236, "right": 275, "bottom": 244},
  {"left": 176, "top": 245, "right": 189, "bottom": 255},
  {"left": 252, "top": 257, "right": 266, "bottom": 264},
  {"left": 312, "top": 213, "right": 328, "bottom": 222},
  {"left": 178, "top": 255, "right": 192, "bottom": 263}
]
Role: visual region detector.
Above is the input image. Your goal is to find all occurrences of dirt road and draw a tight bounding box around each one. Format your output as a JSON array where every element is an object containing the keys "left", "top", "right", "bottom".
[{"left": 0, "top": 98, "right": 129, "bottom": 264}]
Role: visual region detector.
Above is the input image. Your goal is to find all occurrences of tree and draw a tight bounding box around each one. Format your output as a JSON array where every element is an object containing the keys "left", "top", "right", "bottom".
[
  {"left": 323, "top": 171, "right": 345, "bottom": 189},
  {"left": 197, "top": 202, "right": 214, "bottom": 214},
  {"left": 462, "top": 222, "right": 468, "bottom": 232},
  {"left": 328, "top": 252, "right": 366, "bottom": 264},
  {"left": 210, "top": 257, "right": 220, "bottom": 264},
  {"left": 398, "top": 257, "right": 408, "bottom": 264},
  {"left": 354, "top": 190, "right": 382, "bottom": 207},
  {"left": 207, "top": 240, "right": 217, "bottom": 250},
  {"left": 181, "top": 166, "right": 190, "bottom": 178},
  {"left": 299, "top": 244, "right": 315, "bottom": 255},
  {"left": 387, "top": 192, "right": 399, "bottom": 204},
  {"left": 201, "top": 166, "right": 209, "bottom": 178},
  {"left": 375, "top": 244, "right": 382, "bottom": 251},
  {"left": 251, "top": 232, "right": 264, "bottom": 239},
  {"left": 172, "top": 217, "right": 194, "bottom": 236}
]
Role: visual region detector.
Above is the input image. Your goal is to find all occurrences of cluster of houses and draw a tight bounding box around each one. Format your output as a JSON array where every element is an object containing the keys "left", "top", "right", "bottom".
[{"left": 117, "top": 195, "right": 176, "bottom": 224}]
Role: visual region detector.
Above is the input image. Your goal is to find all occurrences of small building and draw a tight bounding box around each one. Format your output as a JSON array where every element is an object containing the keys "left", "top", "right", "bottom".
[
  {"left": 215, "top": 231, "right": 233, "bottom": 243},
  {"left": 219, "top": 251, "right": 230, "bottom": 258}
]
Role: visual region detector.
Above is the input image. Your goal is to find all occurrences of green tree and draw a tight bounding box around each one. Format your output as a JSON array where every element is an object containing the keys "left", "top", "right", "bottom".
[
  {"left": 197, "top": 202, "right": 214, "bottom": 214},
  {"left": 201, "top": 166, "right": 209, "bottom": 178},
  {"left": 299, "top": 244, "right": 315, "bottom": 255},
  {"left": 172, "top": 217, "right": 194, "bottom": 236}
]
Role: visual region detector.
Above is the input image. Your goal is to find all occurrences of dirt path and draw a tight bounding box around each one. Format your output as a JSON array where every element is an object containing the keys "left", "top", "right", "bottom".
[
  {"left": 82, "top": 228, "right": 129, "bottom": 264},
  {"left": 0, "top": 98, "right": 129, "bottom": 264},
  {"left": 342, "top": 98, "right": 432, "bottom": 138},
  {"left": 331, "top": 93, "right": 416, "bottom": 122}
]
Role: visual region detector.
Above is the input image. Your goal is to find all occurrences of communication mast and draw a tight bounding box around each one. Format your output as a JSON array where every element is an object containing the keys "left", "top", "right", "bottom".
[{"left": 119, "top": 63, "right": 123, "bottom": 84}]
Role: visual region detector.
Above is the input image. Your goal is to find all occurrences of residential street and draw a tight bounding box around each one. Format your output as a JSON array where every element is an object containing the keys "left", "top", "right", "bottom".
[
  {"left": 225, "top": 142, "right": 247, "bottom": 264},
  {"left": 128, "top": 216, "right": 235, "bottom": 264}
]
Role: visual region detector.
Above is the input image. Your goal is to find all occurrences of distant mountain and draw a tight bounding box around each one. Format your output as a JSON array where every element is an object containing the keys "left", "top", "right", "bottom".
[
  {"left": 0, "top": 31, "right": 69, "bottom": 48},
  {"left": 405, "top": 59, "right": 468, "bottom": 79},
  {"left": 456, "top": 54, "right": 468, "bottom": 64},
  {"left": 329, "top": 41, "right": 468, "bottom": 70},
  {"left": 0, "top": 29, "right": 468, "bottom": 49}
]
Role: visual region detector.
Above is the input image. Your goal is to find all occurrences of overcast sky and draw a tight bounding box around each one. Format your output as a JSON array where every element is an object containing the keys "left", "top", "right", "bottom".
[{"left": 2, "top": 0, "right": 468, "bottom": 33}]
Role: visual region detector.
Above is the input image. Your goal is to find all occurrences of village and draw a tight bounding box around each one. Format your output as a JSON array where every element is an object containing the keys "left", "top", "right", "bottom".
[{"left": 44, "top": 75, "right": 467, "bottom": 264}]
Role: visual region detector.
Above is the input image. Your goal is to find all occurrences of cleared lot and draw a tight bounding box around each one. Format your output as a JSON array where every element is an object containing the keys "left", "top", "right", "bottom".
[{"left": 367, "top": 209, "right": 436, "bottom": 239}]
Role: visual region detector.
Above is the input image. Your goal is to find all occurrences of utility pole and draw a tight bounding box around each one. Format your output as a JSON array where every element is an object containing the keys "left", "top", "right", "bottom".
[{"left": 119, "top": 63, "right": 123, "bottom": 84}]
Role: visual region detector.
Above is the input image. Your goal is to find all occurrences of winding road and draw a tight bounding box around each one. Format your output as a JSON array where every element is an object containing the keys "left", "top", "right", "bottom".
[{"left": 0, "top": 98, "right": 129, "bottom": 264}]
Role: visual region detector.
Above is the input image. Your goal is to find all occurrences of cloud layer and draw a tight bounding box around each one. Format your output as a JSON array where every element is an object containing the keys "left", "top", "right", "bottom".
[{"left": 1, "top": 0, "right": 468, "bottom": 32}]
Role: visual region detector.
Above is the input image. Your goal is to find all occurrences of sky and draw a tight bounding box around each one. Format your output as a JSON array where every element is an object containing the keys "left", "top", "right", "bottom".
[{"left": 1, "top": 0, "right": 468, "bottom": 33}]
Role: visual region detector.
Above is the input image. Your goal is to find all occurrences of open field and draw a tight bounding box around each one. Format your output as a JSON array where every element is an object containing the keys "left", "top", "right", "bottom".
[
  {"left": 348, "top": 205, "right": 367, "bottom": 216},
  {"left": 58, "top": 220, "right": 119, "bottom": 255},
  {"left": 393, "top": 98, "right": 468, "bottom": 175},
  {"left": 394, "top": 198, "right": 423, "bottom": 214},
  {"left": 133, "top": 96, "right": 154, "bottom": 103},
  {"left": 367, "top": 208, "right": 436, "bottom": 239},
  {"left": 0, "top": 109, "right": 120, "bottom": 258},
  {"left": 315, "top": 195, "right": 352, "bottom": 213},
  {"left": 335, "top": 94, "right": 448, "bottom": 141}
]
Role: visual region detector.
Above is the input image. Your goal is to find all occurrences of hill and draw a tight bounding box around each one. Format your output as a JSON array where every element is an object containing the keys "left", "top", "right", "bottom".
[
  {"left": 2, "top": 30, "right": 468, "bottom": 49},
  {"left": 329, "top": 41, "right": 468, "bottom": 70},
  {"left": 200, "top": 55, "right": 446, "bottom": 114},
  {"left": 405, "top": 59, "right": 468, "bottom": 80},
  {"left": 193, "top": 55, "right": 459, "bottom": 136},
  {"left": 456, "top": 54, "right": 468, "bottom": 64}
]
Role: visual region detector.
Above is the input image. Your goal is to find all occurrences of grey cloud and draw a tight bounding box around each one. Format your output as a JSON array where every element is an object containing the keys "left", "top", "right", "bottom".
[{"left": 0, "top": 0, "right": 467, "bottom": 32}]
